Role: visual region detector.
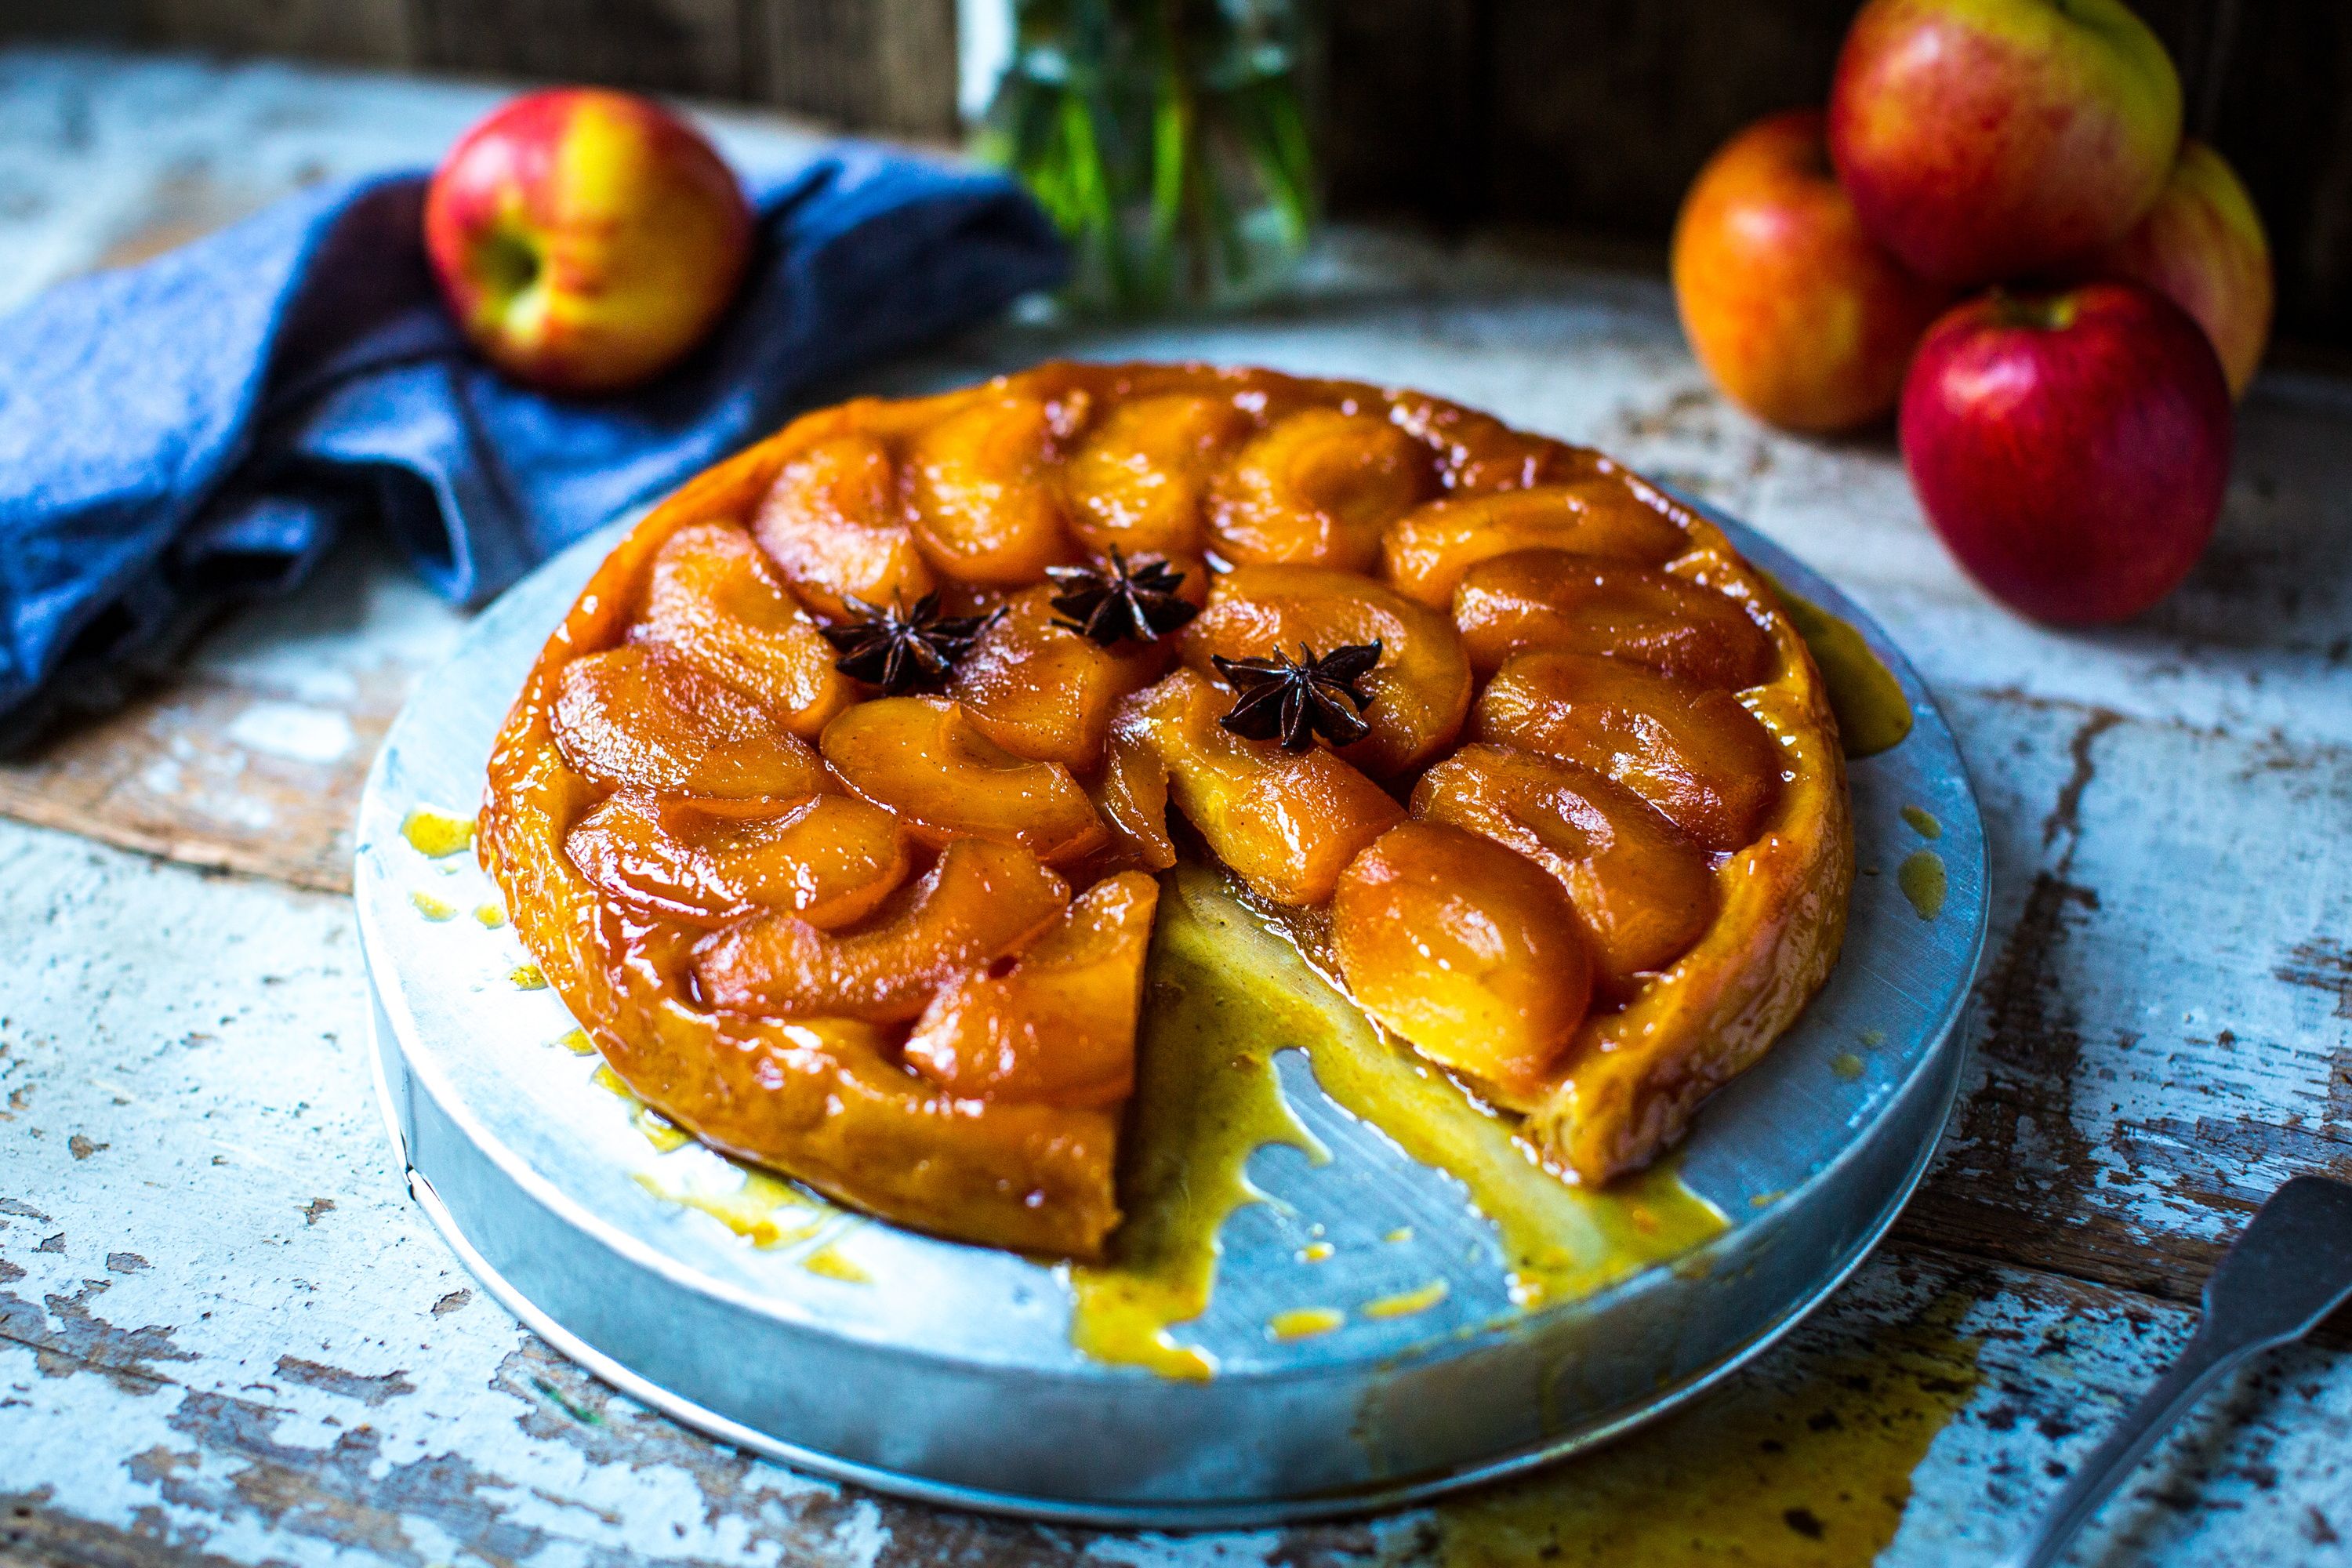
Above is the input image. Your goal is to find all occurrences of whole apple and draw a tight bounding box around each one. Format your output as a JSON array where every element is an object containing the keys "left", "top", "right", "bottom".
[
  {"left": 1828, "top": 0, "right": 2181, "bottom": 287},
  {"left": 424, "top": 89, "right": 753, "bottom": 395},
  {"left": 1900, "top": 282, "right": 2230, "bottom": 624},
  {"left": 1672, "top": 109, "right": 1951, "bottom": 433},
  {"left": 2078, "top": 139, "right": 2271, "bottom": 397}
]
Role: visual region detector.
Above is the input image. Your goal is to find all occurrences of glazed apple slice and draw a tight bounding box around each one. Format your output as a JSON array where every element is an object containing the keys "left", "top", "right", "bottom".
[
  {"left": 1412, "top": 744, "right": 1717, "bottom": 994},
  {"left": 633, "top": 521, "right": 856, "bottom": 739},
  {"left": 1112, "top": 669, "right": 1403, "bottom": 906},
  {"left": 1331, "top": 820, "right": 1593, "bottom": 1094},
  {"left": 1388, "top": 394, "right": 1606, "bottom": 494},
  {"left": 1472, "top": 651, "right": 1783, "bottom": 851},
  {"left": 1453, "top": 549, "right": 1776, "bottom": 686},
  {"left": 902, "top": 871, "right": 1159, "bottom": 1108},
  {"left": 820, "top": 696, "right": 1109, "bottom": 866},
  {"left": 906, "top": 394, "right": 1080, "bottom": 585},
  {"left": 950, "top": 585, "right": 1171, "bottom": 771},
  {"left": 1206, "top": 408, "right": 1429, "bottom": 572},
  {"left": 1381, "top": 481, "right": 1692, "bottom": 609},
  {"left": 551, "top": 646, "right": 830, "bottom": 799},
  {"left": 692, "top": 837, "right": 1070, "bottom": 1022},
  {"left": 1063, "top": 394, "right": 1253, "bottom": 557},
  {"left": 565, "top": 792, "right": 910, "bottom": 929},
  {"left": 752, "top": 434, "right": 935, "bottom": 621},
  {"left": 1087, "top": 731, "right": 1178, "bottom": 871},
  {"left": 1178, "top": 564, "right": 1472, "bottom": 776}
]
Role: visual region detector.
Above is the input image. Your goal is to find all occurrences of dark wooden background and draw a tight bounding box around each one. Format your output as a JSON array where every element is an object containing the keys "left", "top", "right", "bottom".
[{"left": 8, "top": 0, "right": 2347, "bottom": 358}]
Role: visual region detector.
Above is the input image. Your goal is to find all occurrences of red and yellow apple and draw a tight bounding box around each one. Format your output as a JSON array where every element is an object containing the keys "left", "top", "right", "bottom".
[
  {"left": 1828, "top": 0, "right": 2182, "bottom": 287},
  {"left": 1671, "top": 109, "right": 1951, "bottom": 432},
  {"left": 423, "top": 88, "right": 753, "bottom": 394},
  {"left": 2076, "top": 139, "right": 2271, "bottom": 397},
  {"left": 1900, "top": 281, "right": 2230, "bottom": 623}
]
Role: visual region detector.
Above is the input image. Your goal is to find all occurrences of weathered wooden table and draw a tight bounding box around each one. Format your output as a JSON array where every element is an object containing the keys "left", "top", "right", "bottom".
[{"left": 4, "top": 46, "right": 2349, "bottom": 1568}]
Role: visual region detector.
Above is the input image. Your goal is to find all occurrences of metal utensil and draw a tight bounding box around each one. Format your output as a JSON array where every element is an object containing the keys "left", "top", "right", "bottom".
[{"left": 2003, "top": 1175, "right": 2352, "bottom": 1568}]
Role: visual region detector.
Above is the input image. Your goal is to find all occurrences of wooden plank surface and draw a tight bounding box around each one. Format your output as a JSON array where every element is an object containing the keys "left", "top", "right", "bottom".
[{"left": 3, "top": 45, "right": 2352, "bottom": 1568}]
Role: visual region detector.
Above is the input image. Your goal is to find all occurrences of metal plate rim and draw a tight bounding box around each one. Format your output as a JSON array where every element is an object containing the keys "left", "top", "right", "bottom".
[{"left": 374, "top": 1000, "right": 1968, "bottom": 1528}]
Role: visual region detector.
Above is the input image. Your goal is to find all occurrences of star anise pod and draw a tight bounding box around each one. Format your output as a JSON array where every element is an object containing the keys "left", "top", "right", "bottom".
[
  {"left": 819, "top": 592, "right": 997, "bottom": 694},
  {"left": 1044, "top": 548, "right": 1200, "bottom": 647},
  {"left": 1214, "top": 641, "right": 1382, "bottom": 752}
]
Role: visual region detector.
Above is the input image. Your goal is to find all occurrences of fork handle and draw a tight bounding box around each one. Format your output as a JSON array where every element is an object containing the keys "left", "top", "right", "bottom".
[{"left": 2001, "top": 1327, "right": 2250, "bottom": 1568}]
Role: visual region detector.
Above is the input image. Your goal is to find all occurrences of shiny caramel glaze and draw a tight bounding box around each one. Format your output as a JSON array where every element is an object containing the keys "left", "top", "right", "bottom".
[{"left": 479, "top": 361, "right": 1851, "bottom": 1258}]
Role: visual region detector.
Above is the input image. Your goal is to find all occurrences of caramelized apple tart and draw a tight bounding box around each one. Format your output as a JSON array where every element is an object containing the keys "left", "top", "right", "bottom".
[{"left": 479, "top": 362, "right": 1853, "bottom": 1260}]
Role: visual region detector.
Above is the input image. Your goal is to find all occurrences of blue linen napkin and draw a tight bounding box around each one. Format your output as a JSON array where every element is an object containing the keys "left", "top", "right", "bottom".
[{"left": 0, "top": 142, "right": 1067, "bottom": 745}]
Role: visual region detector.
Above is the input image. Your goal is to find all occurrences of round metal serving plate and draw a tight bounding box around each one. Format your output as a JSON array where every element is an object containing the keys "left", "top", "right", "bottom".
[{"left": 355, "top": 495, "right": 1987, "bottom": 1529}]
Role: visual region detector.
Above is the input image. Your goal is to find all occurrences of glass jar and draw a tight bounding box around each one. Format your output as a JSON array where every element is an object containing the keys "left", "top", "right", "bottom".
[{"left": 970, "top": 0, "right": 1316, "bottom": 314}]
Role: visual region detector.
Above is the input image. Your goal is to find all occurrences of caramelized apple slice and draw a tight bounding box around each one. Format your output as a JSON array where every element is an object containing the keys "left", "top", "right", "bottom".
[
  {"left": 752, "top": 434, "right": 934, "bottom": 620},
  {"left": 1064, "top": 394, "right": 1252, "bottom": 557},
  {"left": 551, "top": 646, "right": 829, "bottom": 799},
  {"left": 1113, "top": 670, "right": 1403, "bottom": 906},
  {"left": 1472, "top": 651, "right": 1783, "bottom": 851},
  {"left": 1088, "top": 731, "right": 1176, "bottom": 870},
  {"left": 951, "top": 585, "right": 1169, "bottom": 771},
  {"left": 693, "top": 838, "right": 1071, "bottom": 1022},
  {"left": 1381, "top": 482, "right": 1690, "bottom": 608},
  {"left": 820, "top": 696, "right": 1109, "bottom": 866},
  {"left": 633, "top": 522, "right": 856, "bottom": 738},
  {"left": 567, "top": 792, "right": 910, "bottom": 929},
  {"left": 1332, "top": 821, "right": 1592, "bottom": 1094},
  {"left": 902, "top": 872, "right": 1159, "bottom": 1108},
  {"left": 1412, "top": 744, "right": 1716, "bottom": 994},
  {"left": 1388, "top": 394, "right": 1606, "bottom": 493},
  {"left": 1179, "top": 564, "right": 1471, "bottom": 775},
  {"left": 1206, "top": 408, "right": 1428, "bottom": 572},
  {"left": 906, "top": 394, "right": 1080, "bottom": 585},
  {"left": 1454, "top": 550, "right": 1776, "bottom": 686}
]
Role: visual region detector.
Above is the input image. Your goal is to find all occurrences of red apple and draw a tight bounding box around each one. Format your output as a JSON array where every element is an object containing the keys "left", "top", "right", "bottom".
[
  {"left": 424, "top": 89, "right": 753, "bottom": 394},
  {"left": 2077, "top": 139, "right": 2271, "bottom": 397},
  {"left": 1672, "top": 109, "right": 1951, "bottom": 433},
  {"left": 1900, "top": 282, "right": 2230, "bottom": 624},
  {"left": 1828, "top": 0, "right": 2182, "bottom": 287}
]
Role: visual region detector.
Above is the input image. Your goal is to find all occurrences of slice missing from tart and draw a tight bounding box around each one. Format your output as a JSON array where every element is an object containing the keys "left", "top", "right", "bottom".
[{"left": 477, "top": 362, "right": 1853, "bottom": 1262}]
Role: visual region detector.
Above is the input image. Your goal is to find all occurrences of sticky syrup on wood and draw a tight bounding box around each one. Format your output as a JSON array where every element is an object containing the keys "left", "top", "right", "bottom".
[{"left": 1432, "top": 1294, "right": 1980, "bottom": 1566}]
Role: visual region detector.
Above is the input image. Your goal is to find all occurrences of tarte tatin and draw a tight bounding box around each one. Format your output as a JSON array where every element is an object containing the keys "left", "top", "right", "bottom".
[{"left": 479, "top": 362, "right": 1853, "bottom": 1261}]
